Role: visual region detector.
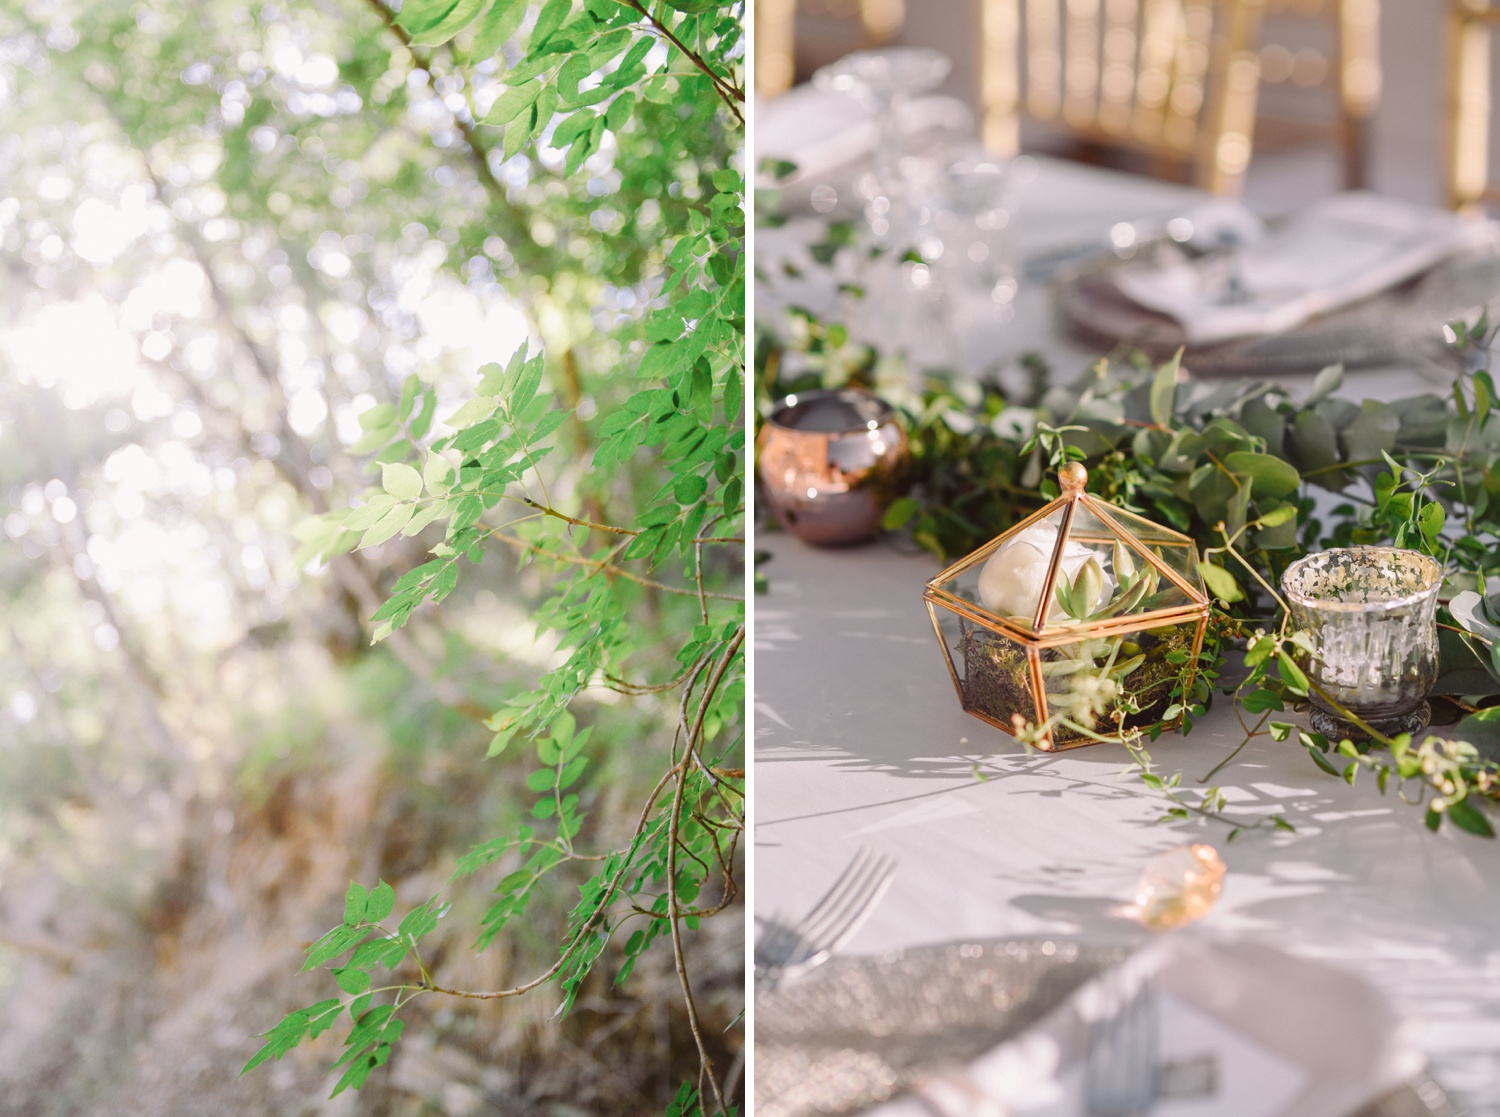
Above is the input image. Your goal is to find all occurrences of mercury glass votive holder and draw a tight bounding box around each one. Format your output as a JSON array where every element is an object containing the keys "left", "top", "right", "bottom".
[{"left": 1281, "top": 547, "right": 1442, "bottom": 741}]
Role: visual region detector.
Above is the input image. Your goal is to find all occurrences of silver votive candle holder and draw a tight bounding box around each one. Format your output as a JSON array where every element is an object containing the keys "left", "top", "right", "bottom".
[{"left": 1281, "top": 546, "right": 1442, "bottom": 741}]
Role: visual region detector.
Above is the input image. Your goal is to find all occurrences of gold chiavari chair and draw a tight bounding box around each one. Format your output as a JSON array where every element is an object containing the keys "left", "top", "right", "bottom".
[
  {"left": 979, "top": 0, "right": 1266, "bottom": 195},
  {"left": 1255, "top": 0, "right": 1380, "bottom": 189},
  {"left": 1448, "top": 0, "right": 1500, "bottom": 212},
  {"left": 755, "top": 0, "right": 907, "bottom": 96}
]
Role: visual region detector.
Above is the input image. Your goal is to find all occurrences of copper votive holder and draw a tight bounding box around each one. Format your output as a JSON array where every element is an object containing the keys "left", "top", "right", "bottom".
[{"left": 757, "top": 389, "right": 909, "bottom": 546}]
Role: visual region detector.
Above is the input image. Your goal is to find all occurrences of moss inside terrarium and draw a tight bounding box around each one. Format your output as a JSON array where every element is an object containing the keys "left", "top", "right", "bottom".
[
  {"left": 959, "top": 621, "right": 1038, "bottom": 729},
  {"left": 958, "top": 620, "right": 1195, "bottom": 745}
]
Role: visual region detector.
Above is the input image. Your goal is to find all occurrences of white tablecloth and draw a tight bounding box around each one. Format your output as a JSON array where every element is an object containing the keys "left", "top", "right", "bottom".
[{"left": 753, "top": 159, "right": 1500, "bottom": 1110}]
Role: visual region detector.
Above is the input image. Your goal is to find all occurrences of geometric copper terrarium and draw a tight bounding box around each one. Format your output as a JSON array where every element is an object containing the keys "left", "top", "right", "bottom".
[{"left": 923, "top": 462, "right": 1210, "bottom": 751}]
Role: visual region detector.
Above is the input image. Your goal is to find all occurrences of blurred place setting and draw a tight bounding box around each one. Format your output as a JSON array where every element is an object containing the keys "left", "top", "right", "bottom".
[{"left": 753, "top": 2, "right": 1500, "bottom": 1116}]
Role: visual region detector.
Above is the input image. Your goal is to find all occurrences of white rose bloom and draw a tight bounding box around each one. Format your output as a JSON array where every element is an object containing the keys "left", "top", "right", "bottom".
[{"left": 977, "top": 522, "right": 1115, "bottom": 622}]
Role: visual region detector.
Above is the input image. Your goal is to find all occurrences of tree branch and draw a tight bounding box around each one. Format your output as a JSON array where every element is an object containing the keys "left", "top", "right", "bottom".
[{"left": 615, "top": 0, "right": 744, "bottom": 123}]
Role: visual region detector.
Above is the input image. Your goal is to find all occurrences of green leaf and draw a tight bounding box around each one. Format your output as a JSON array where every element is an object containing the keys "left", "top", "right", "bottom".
[
  {"left": 304, "top": 924, "right": 367, "bottom": 970},
  {"left": 1340, "top": 400, "right": 1400, "bottom": 466},
  {"left": 503, "top": 104, "right": 537, "bottom": 159},
  {"left": 1420, "top": 500, "right": 1445, "bottom": 540},
  {"left": 1446, "top": 799, "right": 1495, "bottom": 837},
  {"left": 344, "top": 882, "right": 368, "bottom": 926},
  {"left": 1222, "top": 451, "right": 1301, "bottom": 498},
  {"left": 358, "top": 403, "right": 397, "bottom": 432},
  {"left": 1306, "top": 363, "right": 1343, "bottom": 404},
  {"left": 1240, "top": 688, "right": 1284, "bottom": 713},
  {"left": 531, "top": 0, "right": 570, "bottom": 46},
  {"left": 340, "top": 426, "right": 390, "bottom": 470},
  {"left": 401, "top": 500, "right": 447, "bottom": 537},
  {"left": 398, "top": 375, "right": 420, "bottom": 422},
  {"left": 673, "top": 473, "right": 707, "bottom": 505},
  {"left": 397, "top": 899, "right": 444, "bottom": 943},
  {"left": 344, "top": 494, "right": 398, "bottom": 531},
  {"left": 1197, "top": 560, "right": 1242, "bottom": 603},
  {"left": 450, "top": 495, "right": 484, "bottom": 531},
  {"left": 397, "top": 0, "right": 459, "bottom": 34},
  {"left": 360, "top": 505, "right": 414, "bottom": 548},
  {"left": 474, "top": 0, "right": 527, "bottom": 57},
  {"left": 409, "top": 0, "right": 487, "bottom": 46},
  {"left": 1256, "top": 504, "right": 1297, "bottom": 528},
  {"left": 333, "top": 966, "right": 372, "bottom": 995},
  {"left": 1275, "top": 650, "right": 1310, "bottom": 696},
  {"left": 1149, "top": 350, "right": 1181, "bottom": 428},
  {"left": 882, "top": 496, "right": 919, "bottom": 530},
  {"left": 604, "top": 90, "right": 636, "bottom": 131},
  {"left": 410, "top": 391, "right": 438, "bottom": 441},
  {"left": 366, "top": 881, "right": 396, "bottom": 923},
  {"left": 242, "top": 1008, "right": 311, "bottom": 1074},
  {"left": 483, "top": 80, "right": 541, "bottom": 126},
  {"left": 381, "top": 462, "right": 423, "bottom": 501},
  {"left": 1288, "top": 409, "right": 1340, "bottom": 477},
  {"left": 423, "top": 453, "right": 454, "bottom": 494},
  {"left": 1187, "top": 462, "right": 1238, "bottom": 527},
  {"left": 1306, "top": 746, "right": 1341, "bottom": 776},
  {"left": 552, "top": 107, "right": 597, "bottom": 148},
  {"left": 445, "top": 394, "right": 499, "bottom": 428}
]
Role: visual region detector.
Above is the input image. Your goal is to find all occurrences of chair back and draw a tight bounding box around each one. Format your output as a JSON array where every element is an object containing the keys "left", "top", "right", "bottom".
[
  {"left": 980, "top": 0, "right": 1266, "bottom": 194},
  {"left": 1448, "top": 0, "right": 1500, "bottom": 212},
  {"left": 756, "top": 0, "right": 907, "bottom": 96},
  {"left": 1256, "top": 0, "right": 1380, "bottom": 189}
]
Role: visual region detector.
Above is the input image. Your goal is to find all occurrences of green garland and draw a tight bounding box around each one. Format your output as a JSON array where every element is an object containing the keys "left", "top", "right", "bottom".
[{"left": 756, "top": 310, "right": 1500, "bottom": 837}]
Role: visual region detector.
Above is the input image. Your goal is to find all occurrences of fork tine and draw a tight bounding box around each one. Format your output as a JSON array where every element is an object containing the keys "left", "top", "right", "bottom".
[
  {"left": 797, "top": 849, "right": 896, "bottom": 951},
  {"left": 796, "top": 846, "right": 880, "bottom": 933},
  {"left": 756, "top": 847, "right": 898, "bottom": 990},
  {"left": 813, "top": 857, "right": 896, "bottom": 953}
]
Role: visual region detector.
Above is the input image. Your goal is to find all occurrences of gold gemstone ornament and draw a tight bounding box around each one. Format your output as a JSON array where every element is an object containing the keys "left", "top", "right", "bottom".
[
  {"left": 923, "top": 464, "right": 1211, "bottom": 750},
  {"left": 1123, "top": 843, "right": 1227, "bottom": 931}
]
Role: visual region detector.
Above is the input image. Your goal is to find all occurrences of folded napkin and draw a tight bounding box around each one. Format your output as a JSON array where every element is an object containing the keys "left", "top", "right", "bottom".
[
  {"left": 861, "top": 938, "right": 1423, "bottom": 1117},
  {"left": 755, "top": 85, "right": 974, "bottom": 185},
  {"left": 1113, "top": 192, "right": 1498, "bottom": 345}
]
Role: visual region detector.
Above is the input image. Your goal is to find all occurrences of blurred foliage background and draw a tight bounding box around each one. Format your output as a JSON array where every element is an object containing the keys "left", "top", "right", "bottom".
[{"left": 0, "top": 0, "right": 743, "bottom": 1113}]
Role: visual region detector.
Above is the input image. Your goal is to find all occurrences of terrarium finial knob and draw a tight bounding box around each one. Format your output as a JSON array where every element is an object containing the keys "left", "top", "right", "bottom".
[{"left": 1058, "top": 461, "right": 1088, "bottom": 494}]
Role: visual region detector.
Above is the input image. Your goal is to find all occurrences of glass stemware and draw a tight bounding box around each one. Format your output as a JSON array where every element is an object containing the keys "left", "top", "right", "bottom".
[{"left": 813, "top": 48, "right": 951, "bottom": 198}]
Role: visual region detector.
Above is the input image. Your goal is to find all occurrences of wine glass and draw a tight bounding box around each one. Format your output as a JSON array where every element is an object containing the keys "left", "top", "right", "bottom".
[{"left": 812, "top": 48, "right": 952, "bottom": 242}]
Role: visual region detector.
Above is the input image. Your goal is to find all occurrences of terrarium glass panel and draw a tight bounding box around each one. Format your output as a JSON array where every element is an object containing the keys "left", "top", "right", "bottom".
[
  {"left": 930, "top": 506, "right": 1070, "bottom": 629},
  {"left": 1094, "top": 505, "right": 1206, "bottom": 596},
  {"left": 1040, "top": 620, "right": 1200, "bottom": 746},
  {"left": 933, "top": 608, "right": 1040, "bottom": 729}
]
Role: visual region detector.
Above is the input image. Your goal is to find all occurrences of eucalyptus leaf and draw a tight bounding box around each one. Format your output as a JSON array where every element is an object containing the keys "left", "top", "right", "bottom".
[
  {"left": 1149, "top": 349, "right": 1181, "bottom": 428},
  {"left": 1305, "top": 363, "right": 1343, "bottom": 405},
  {"left": 1287, "top": 409, "right": 1341, "bottom": 480},
  {"left": 1222, "top": 451, "right": 1301, "bottom": 498}
]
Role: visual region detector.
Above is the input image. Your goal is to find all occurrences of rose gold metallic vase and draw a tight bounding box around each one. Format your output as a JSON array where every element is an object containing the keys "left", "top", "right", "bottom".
[{"left": 757, "top": 389, "right": 909, "bottom": 546}]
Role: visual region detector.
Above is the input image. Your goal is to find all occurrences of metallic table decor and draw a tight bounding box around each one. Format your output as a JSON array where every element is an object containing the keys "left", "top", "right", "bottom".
[
  {"left": 758, "top": 388, "right": 910, "bottom": 546},
  {"left": 923, "top": 463, "right": 1211, "bottom": 750},
  {"left": 1282, "top": 546, "right": 1443, "bottom": 741}
]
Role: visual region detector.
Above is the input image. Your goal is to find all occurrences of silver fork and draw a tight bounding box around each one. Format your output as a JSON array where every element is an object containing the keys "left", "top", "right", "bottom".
[{"left": 755, "top": 847, "right": 898, "bottom": 993}]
